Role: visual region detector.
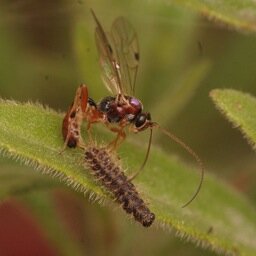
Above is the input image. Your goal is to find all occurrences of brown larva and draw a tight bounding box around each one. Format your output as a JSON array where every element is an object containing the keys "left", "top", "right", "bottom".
[{"left": 84, "top": 146, "right": 155, "bottom": 227}]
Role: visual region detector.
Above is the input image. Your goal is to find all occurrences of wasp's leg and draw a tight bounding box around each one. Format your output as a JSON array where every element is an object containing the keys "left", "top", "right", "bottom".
[
  {"left": 76, "top": 137, "right": 87, "bottom": 150},
  {"left": 107, "top": 127, "right": 126, "bottom": 150},
  {"left": 86, "top": 121, "right": 94, "bottom": 143},
  {"left": 59, "top": 134, "right": 70, "bottom": 154}
]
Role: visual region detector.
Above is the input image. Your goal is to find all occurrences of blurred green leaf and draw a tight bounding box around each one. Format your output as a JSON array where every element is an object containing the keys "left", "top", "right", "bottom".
[
  {"left": 1, "top": 99, "right": 256, "bottom": 255},
  {"left": 0, "top": 162, "right": 56, "bottom": 200},
  {"left": 151, "top": 60, "right": 211, "bottom": 128},
  {"left": 210, "top": 89, "right": 256, "bottom": 150},
  {"left": 172, "top": 0, "right": 256, "bottom": 32}
]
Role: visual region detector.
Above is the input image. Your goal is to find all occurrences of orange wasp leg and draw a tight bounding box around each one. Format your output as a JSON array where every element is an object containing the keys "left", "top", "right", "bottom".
[
  {"left": 107, "top": 126, "right": 126, "bottom": 150},
  {"left": 86, "top": 122, "right": 94, "bottom": 142},
  {"left": 83, "top": 104, "right": 104, "bottom": 142}
]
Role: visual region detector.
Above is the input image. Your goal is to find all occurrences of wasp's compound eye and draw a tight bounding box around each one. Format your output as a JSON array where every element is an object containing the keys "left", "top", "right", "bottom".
[{"left": 135, "top": 113, "right": 147, "bottom": 128}]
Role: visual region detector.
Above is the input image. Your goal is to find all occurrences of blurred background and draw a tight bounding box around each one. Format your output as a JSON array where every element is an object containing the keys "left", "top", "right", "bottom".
[{"left": 0, "top": 0, "right": 256, "bottom": 255}]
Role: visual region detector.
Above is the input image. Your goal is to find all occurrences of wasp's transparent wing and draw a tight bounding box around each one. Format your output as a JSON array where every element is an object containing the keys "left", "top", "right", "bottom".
[
  {"left": 91, "top": 10, "right": 123, "bottom": 95},
  {"left": 111, "top": 17, "right": 139, "bottom": 96}
]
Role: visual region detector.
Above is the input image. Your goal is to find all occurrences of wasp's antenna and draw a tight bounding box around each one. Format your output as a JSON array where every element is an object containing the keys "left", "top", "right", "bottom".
[
  {"left": 152, "top": 123, "right": 204, "bottom": 208},
  {"left": 128, "top": 128, "right": 153, "bottom": 181}
]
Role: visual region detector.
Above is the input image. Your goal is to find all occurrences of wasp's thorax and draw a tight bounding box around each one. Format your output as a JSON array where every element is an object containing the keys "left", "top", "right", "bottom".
[
  {"left": 98, "top": 95, "right": 153, "bottom": 132},
  {"left": 98, "top": 95, "right": 143, "bottom": 122}
]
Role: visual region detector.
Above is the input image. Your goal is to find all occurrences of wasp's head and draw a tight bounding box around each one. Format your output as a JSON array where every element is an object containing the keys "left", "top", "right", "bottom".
[{"left": 133, "top": 112, "right": 153, "bottom": 132}]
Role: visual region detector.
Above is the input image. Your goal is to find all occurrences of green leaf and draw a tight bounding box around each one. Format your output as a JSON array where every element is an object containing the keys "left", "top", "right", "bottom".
[
  {"left": 210, "top": 89, "right": 256, "bottom": 150},
  {"left": 171, "top": 0, "right": 256, "bottom": 33},
  {"left": 151, "top": 60, "right": 211, "bottom": 128},
  {"left": 0, "top": 161, "right": 57, "bottom": 200},
  {"left": 1, "top": 99, "right": 256, "bottom": 255}
]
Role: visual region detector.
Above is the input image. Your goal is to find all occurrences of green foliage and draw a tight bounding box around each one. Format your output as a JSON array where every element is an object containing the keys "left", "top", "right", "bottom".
[
  {"left": 2, "top": 0, "right": 256, "bottom": 255},
  {"left": 1, "top": 100, "right": 256, "bottom": 255},
  {"left": 172, "top": 0, "right": 256, "bottom": 32},
  {"left": 151, "top": 60, "right": 211, "bottom": 128},
  {"left": 0, "top": 161, "right": 57, "bottom": 201},
  {"left": 210, "top": 89, "right": 256, "bottom": 150}
]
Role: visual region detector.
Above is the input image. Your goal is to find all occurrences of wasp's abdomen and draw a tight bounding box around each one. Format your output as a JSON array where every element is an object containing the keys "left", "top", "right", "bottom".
[{"left": 62, "top": 107, "right": 79, "bottom": 148}]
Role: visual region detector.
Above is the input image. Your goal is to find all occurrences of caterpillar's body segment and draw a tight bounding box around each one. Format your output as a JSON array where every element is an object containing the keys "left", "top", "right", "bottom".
[{"left": 84, "top": 146, "right": 155, "bottom": 227}]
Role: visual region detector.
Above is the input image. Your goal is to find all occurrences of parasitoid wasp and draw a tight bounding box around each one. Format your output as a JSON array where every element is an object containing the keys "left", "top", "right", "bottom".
[{"left": 62, "top": 10, "right": 204, "bottom": 207}]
